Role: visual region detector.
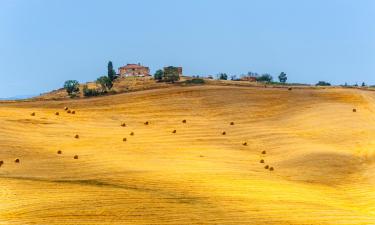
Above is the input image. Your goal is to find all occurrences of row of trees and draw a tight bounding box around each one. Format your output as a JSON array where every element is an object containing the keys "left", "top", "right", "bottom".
[
  {"left": 64, "top": 61, "right": 117, "bottom": 97},
  {"left": 216, "top": 72, "right": 288, "bottom": 83}
]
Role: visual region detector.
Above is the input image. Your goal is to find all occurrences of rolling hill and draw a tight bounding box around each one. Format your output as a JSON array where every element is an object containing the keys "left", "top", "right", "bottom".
[{"left": 0, "top": 85, "right": 374, "bottom": 224}]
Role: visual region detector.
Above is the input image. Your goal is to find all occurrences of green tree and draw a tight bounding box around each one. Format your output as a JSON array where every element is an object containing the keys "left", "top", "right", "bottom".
[
  {"left": 362, "top": 82, "right": 366, "bottom": 87},
  {"left": 154, "top": 69, "right": 164, "bottom": 81},
  {"left": 256, "top": 73, "right": 273, "bottom": 82},
  {"left": 163, "top": 66, "right": 180, "bottom": 83},
  {"left": 316, "top": 81, "right": 331, "bottom": 86},
  {"left": 64, "top": 80, "right": 80, "bottom": 96},
  {"left": 278, "top": 72, "right": 287, "bottom": 83},
  {"left": 108, "top": 61, "right": 117, "bottom": 81},
  {"left": 218, "top": 73, "right": 228, "bottom": 80},
  {"left": 96, "top": 76, "right": 113, "bottom": 92}
]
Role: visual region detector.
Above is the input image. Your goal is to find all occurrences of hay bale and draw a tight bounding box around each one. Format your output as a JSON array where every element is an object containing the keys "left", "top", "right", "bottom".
[
  {"left": 74, "top": 134, "right": 79, "bottom": 139},
  {"left": 230, "top": 122, "right": 234, "bottom": 125},
  {"left": 31, "top": 112, "right": 35, "bottom": 116},
  {"left": 14, "top": 158, "right": 20, "bottom": 163},
  {"left": 64, "top": 107, "right": 68, "bottom": 111},
  {"left": 288, "top": 87, "right": 292, "bottom": 91},
  {"left": 74, "top": 155, "right": 78, "bottom": 159},
  {"left": 67, "top": 110, "right": 71, "bottom": 114},
  {"left": 123, "top": 137, "right": 127, "bottom": 142},
  {"left": 55, "top": 112, "right": 59, "bottom": 116},
  {"left": 144, "top": 121, "right": 149, "bottom": 125},
  {"left": 261, "top": 150, "right": 266, "bottom": 154},
  {"left": 242, "top": 142, "right": 247, "bottom": 146},
  {"left": 57, "top": 150, "right": 62, "bottom": 154},
  {"left": 222, "top": 131, "right": 226, "bottom": 135},
  {"left": 130, "top": 132, "right": 134, "bottom": 136},
  {"left": 182, "top": 119, "right": 187, "bottom": 123},
  {"left": 121, "top": 123, "right": 126, "bottom": 127},
  {"left": 260, "top": 159, "right": 264, "bottom": 163},
  {"left": 172, "top": 130, "right": 177, "bottom": 133},
  {"left": 71, "top": 111, "right": 76, "bottom": 114},
  {"left": 269, "top": 167, "right": 274, "bottom": 171},
  {"left": 353, "top": 108, "right": 356, "bottom": 112},
  {"left": 0, "top": 160, "right": 3, "bottom": 166},
  {"left": 264, "top": 165, "right": 269, "bottom": 169}
]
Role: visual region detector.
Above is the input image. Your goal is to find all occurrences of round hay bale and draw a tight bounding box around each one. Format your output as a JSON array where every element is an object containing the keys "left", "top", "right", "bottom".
[
  {"left": 74, "top": 134, "right": 79, "bottom": 139},
  {"left": 172, "top": 130, "right": 177, "bottom": 133},
  {"left": 121, "top": 123, "right": 126, "bottom": 127},
  {"left": 242, "top": 142, "right": 247, "bottom": 146},
  {"left": 144, "top": 121, "right": 149, "bottom": 125},
  {"left": 0, "top": 160, "right": 3, "bottom": 166},
  {"left": 230, "top": 122, "right": 235, "bottom": 125},
  {"left": 130, "top": 132, "right": 134, "bottom": 136},
  {"left": 182, "top": 119, "right": 187, "bottom": 123},
  {"left": 64, "top": 107, "right": 68, "bottom": 111},
  {"left": 74, "top": 155, "right": 78, "bottom": 159},
  {"left": 55, "top": 112, "right": 59, "bottom": 116},
  {"left": 288, "top": 87, "right": 292, "bottom": 91},
  {"left": 269, "top": 167, "right": 274, "bottom": 171},
  {"left": 14, "top": 158, "right": 20, "bottom": 163},
  {"left": 264, "top": 165, "right": 269, "bottom": 169},
  {"left": 71, "top": 111, "right": 76, "bottom": 114},
  {"left": 31, "top": 112, "right": 35, "bottom": 116},
  {"left": 260, "top": 159, "right": 264, "bottom": 163},
  {"left": 57, "top": 150, "right": 62, "bottom": 154},
  {"left": 67, "top": 110, "right": 71, "bottom": 114},
  {"left": 261, "top": 150, "right": 266, "bottom": 154},
  {"left": 222, "top": 131, "right": 226, "bottom": 135},
  {"left": 353, "top": 108, "right": 356, "bottom": 112},
  {"left": 123, "top": 137, "right": 127, "bottom": 142}
]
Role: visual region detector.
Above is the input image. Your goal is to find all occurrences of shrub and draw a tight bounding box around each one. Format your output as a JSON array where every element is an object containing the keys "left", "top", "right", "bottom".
[
  {"left": 186, "top": 78, "right": 205, "bottom": 84},
  {"left": 83, "top": 85, "right": 100, "bottom": 97}
]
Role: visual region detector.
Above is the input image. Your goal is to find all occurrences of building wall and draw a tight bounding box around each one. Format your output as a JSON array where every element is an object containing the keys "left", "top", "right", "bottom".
[{"left": 119, "top": 67, "right": 150, "bottom": 77}]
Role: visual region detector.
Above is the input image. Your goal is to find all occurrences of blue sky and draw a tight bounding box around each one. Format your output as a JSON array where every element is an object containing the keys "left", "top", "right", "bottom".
[{"left": 0, "top": 0, "right": 374, "bottom": 98}]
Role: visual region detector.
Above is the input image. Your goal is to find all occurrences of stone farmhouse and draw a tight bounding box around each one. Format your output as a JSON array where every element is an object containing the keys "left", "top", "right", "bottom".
[{"left": 118, "top": 63, "right": 150, "bottom": 77}]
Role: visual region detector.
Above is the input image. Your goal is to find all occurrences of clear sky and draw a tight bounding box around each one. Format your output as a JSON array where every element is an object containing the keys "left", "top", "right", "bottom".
[{"left": 1, "top": 0, "right": 374, "bottom": 98}]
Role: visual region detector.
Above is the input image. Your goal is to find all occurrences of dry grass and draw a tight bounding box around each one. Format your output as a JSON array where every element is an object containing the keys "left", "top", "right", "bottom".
[{"left": 0, "top": 86, "right": 375, "bottom": 224}]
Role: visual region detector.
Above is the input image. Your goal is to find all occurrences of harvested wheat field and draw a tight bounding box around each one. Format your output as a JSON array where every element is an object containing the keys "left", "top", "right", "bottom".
[{"left": 1, "top": 85, "right": 375, "bottom": 224}]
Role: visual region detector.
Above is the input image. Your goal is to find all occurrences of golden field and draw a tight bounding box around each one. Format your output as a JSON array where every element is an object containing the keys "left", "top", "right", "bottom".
[{"left": 0, "top": 85, "right": 375, "bottom": 224}]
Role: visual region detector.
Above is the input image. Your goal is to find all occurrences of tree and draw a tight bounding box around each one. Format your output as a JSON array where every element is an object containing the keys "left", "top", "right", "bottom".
[
  {"left": 163, "top": 66, "right": 180, "bottom": 83},
  {"left": 154, "top": 69, "right": 164, "bottom": 81},
  {"left": 362, "top": 82, "right": 366, "bottom": 87},
  {"left": 64, "top": 80, "right": 80, "bottom": 96},
  {"left": 256, "top": 73, "right": 273, "bottom": 82},
  {"left": 218, "top": 73, "right": 228, "bottom": 80},
  {"left": 96, "top": 76, "right": 113, "bottom": 92},
  {"left": 108, "top": 61, "right": 117, "bottom": 81},
  {"left": 316, "top": 81, "right": 331, "bottom": 86},
  {"left": 278, "top": 72, "right": 287, "bottom": 83}
]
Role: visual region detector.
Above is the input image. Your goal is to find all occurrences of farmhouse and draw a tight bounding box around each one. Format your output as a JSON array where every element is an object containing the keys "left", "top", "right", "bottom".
[{"left": 118, "top": 63, "right": 150, "bottom": 77}]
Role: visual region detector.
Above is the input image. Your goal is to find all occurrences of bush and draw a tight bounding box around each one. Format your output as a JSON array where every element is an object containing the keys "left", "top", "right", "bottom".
[
  {"left": 218, "top": 73, "right": 228, "bottom": 80},
  {"left": 316, "top": 81, "right": 331, "bottom": 86},
  {"left": 83, "top": 85, "right": 100, "bottom": 97},
  {"left": 186, "top": 78, "right": 205, "bottom": 84}
]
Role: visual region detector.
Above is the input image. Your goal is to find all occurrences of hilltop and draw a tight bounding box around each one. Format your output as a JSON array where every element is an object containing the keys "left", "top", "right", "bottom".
[{"left": 0, "top": 85, "right": 375, "bottom": 224}]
